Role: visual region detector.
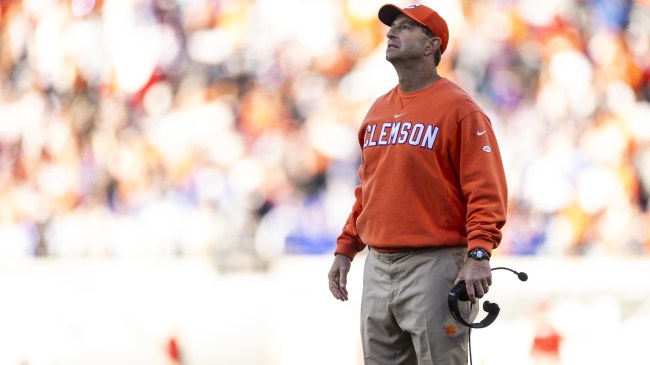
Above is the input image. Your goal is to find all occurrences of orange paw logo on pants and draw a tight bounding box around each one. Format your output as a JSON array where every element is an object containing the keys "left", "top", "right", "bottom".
[{"left": 445, "top": 324, "right": 458, "bottom": 336}]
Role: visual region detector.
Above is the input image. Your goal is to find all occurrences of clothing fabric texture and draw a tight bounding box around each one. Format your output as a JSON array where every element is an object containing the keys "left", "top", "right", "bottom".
[
  {"left": 335, "top": 78, "right": 508, "bottom": 260},
  {"left": 361, "top": 247, "right": 477, "bottom": 365}
]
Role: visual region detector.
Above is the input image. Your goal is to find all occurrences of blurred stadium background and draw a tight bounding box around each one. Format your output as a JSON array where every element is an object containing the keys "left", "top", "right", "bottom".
[{"left": 1, "top": 0, "right": 650, "bottom": 364}]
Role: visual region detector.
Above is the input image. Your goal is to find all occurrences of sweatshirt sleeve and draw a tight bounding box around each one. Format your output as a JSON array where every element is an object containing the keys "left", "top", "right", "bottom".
[
  {"left": 334, "top": 180, "right": 367, "bottom": 260},
  {"left": 457, "top": 111, "right": 508, "bottom": 255}
]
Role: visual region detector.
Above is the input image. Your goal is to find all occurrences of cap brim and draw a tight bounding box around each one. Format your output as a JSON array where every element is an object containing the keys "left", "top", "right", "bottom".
[
  {"left": 378, "top": 4, "right": 402, "bottom": 26},
  {"left": 378, "top": 4, "right": 428, "bottom": 29}
]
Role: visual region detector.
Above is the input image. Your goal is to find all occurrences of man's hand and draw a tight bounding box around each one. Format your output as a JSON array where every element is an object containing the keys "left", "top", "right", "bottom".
[
  {"left": 328, "top": 254, "right": 351, "bottom": 301},
  {"left": 454, "top": 258, "right": 492, "bottom": 304}
]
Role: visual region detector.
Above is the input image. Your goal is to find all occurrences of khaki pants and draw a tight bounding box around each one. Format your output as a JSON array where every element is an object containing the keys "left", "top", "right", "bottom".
[{"left": 361, "top": 247, "right": 477, "bottom": 365}]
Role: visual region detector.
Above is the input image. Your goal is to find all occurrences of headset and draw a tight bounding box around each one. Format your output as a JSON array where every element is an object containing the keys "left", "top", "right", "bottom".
[{"left": 447, "top": 267, "right": 528, "bottom": 329}]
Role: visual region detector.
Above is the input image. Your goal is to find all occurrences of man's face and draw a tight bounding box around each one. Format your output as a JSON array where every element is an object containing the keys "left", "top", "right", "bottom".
[{"left": 385, "top": 14, "right": 431, "bottom": 63}]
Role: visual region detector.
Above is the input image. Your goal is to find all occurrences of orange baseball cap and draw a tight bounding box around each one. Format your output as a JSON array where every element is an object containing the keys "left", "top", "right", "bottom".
[{"left": 378, "top": 3, "right": 449, "bottom": 54}]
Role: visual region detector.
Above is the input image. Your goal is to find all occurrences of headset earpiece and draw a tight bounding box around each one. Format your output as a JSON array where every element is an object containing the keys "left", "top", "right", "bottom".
[{"left": 482, "top": 301, "right": 499, "bottom": 313}]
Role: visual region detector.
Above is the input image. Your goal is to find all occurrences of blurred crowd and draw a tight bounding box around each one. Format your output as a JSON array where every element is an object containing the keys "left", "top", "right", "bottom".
[{"left": 0, "top": 0, "right": 649, "bottom": 260}]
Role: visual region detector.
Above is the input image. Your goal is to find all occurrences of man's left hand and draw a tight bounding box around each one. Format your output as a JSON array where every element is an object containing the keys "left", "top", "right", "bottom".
[{"left": 454, "top": 259, "right": 492, "bottom": 303}]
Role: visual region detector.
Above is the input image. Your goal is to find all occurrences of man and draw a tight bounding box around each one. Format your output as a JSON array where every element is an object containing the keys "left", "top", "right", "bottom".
[{"left": 327, "top": 3, "right": 508, "bottom": 365}]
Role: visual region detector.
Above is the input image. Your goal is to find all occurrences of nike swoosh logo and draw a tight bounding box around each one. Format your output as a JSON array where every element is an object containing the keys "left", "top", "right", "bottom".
[
  {"left": 477, "top": 130, "right": 487, "bottom": 136},
  {"left": 394, "top": 112, "right": 407, "bottom": 118}
]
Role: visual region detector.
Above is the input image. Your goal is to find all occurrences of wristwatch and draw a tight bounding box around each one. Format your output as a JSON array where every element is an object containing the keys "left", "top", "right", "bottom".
[{"left": 468, "top": 248, "right": 490, "bottom": 261}]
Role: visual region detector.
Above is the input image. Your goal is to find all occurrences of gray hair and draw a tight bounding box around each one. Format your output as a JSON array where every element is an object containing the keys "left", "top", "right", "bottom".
[{"left": 420, "top": 26, "right": 442, "bottom": 66}]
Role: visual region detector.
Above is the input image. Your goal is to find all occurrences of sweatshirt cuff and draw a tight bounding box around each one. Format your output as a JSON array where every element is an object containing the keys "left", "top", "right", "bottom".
[
  {"left": 334, "top": 245, "right": 361, "bottom": 261},
  {"left": 467, "top": 239, "right": 494, "bottom": 256}
]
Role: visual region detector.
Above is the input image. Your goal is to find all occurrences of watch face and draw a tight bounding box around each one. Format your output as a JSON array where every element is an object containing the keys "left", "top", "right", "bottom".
[{"left": 470, "top": 249, "right": 488, "bottom": 260}]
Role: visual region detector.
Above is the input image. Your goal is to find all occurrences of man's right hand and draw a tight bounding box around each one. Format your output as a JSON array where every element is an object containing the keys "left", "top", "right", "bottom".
[{"left": 328, "top": 254, "right": 351, "bottom": 301}]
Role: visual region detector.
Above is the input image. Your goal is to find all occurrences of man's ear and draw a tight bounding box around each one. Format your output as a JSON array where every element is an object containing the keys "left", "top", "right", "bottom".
[{"left": 425, "top": 37, "right": 442, "bottom": 56}]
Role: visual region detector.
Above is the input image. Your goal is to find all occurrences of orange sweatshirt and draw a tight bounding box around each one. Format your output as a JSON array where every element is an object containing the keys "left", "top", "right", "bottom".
[{"left": 335, "top": 78, "right": 507, "bottom": 260}]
